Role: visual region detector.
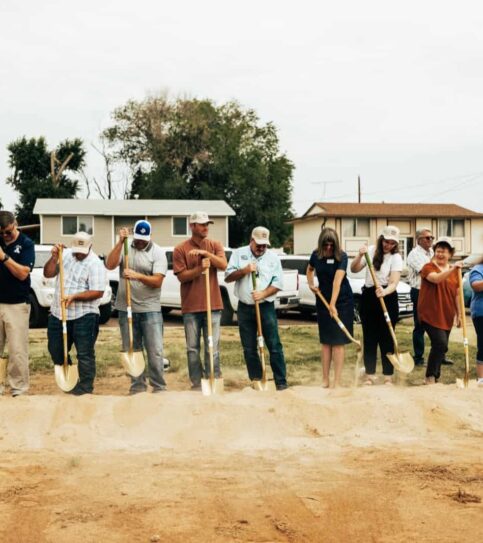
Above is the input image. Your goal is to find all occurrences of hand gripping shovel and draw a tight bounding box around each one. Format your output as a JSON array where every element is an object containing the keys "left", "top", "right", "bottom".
[
  {"left": 456, "top": 268, "right": 470, "bottom": 388},
  {"left": 54, "top": 246, "right": 79, "bottom": 392},
  {"left": 315, "top": 290, "right": 363, "bottom": 387},
  {"left": 364, "top": 252, "right": 414, "bottom": 374},
  {"left": 201, "top": 262, "right": 224, "bottom": 395},
  {"left": 251, "top": 271, "right": 276, "bottom": 391},
  {"left": 120, "top": 239, "right": 145, "bottom": 377}
]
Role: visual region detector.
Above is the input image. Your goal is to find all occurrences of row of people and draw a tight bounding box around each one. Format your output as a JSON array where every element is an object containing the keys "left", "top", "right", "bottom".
[{"left": 0, "top": 209, "right": 481, "bottom": 396}]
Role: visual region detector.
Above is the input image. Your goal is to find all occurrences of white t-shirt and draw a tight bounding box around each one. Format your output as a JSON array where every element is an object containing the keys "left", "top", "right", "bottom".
[{"left": 360, "top": 246, "right": 403, "bottom": 287}]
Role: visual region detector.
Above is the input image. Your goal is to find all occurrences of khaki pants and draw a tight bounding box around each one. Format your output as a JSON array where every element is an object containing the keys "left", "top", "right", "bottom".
[{"left": 0, "top": 303, "right": 31, "bottom": 396}]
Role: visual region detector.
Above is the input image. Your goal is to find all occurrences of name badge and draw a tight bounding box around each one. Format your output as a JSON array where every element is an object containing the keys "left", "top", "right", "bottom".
[{"left": 327, "top": 259, "right": 335, "bottom": 264}]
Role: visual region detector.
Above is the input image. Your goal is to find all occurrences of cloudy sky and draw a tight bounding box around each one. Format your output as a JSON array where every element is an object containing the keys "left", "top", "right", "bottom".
[{"left": 1, "top": 0, "right": 483, "bottom": 216}]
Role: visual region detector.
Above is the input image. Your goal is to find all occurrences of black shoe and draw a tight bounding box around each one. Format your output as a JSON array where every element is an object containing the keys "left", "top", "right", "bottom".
[
  {"left": 276, "top": 384, "right": 289, "bottom": 391},
  {"left": 414, "top": 358, "right": 425, "bottom": 367},
  {"left": 441, "top": 358, "right": 454, "bottom": 365}
]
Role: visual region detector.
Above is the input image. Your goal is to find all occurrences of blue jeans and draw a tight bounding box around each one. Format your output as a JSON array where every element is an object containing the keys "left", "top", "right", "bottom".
[
  {"left": 411, "top": 288, "right": 426, "bottom": 362},
  {"left": 118, "top": 310, "right": 166, "bottom": 393},
  {"left": 183, "top": 311, "right": 221, "bottom": 387},
  {"left": 237, "top": 301, "right": 287, "bottom": 386},
  {"left": 48, "top": 313, "right": 99, "bottom": 394}
]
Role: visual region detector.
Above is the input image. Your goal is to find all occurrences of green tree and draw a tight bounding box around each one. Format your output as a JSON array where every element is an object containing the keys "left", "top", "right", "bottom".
[
  {"left": 103, "top": 96, "right": 294, "bottom": 246},
  {"left": 6, "top": 137, "right": 85, "bottom": 237}
]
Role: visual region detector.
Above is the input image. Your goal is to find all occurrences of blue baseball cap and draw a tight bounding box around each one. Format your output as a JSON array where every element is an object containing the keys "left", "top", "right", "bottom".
[{"left": 133, "top": 220, "right": 151, "bottom": 241}]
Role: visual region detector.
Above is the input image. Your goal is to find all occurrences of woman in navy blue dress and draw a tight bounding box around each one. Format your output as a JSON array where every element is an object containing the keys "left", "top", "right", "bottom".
[{"left": 307, "top": 228, "right": 354, "bottom": 388}]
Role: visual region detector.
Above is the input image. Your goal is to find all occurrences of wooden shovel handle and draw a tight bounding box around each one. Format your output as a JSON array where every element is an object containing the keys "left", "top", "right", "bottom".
[
  {"left": 58, "top": 246, "right": 68, "bottom": 366},
  {"left": 457, "top": 268, "right": 470, "bottom": 386},
  {"left": 364, "top": 252, "right": 400, "bottom": 354},
  {"left": 251, "top": 271, "right": 268, "bottom": 380},
  {"left": 123, "top": 238, "right": 134, "bottom": 351},
  {"left": 204, "top": 266, "right": 215, "bottom": 383}
]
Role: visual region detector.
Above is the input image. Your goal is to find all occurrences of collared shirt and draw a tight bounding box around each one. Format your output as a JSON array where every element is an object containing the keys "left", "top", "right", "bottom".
[
  {"left": 114, "top": 241, "right": 168, "bottom": 313},
  {"left": 173, "top": 237, "right": 225, "bottom": 314},
  {"left": 407, "top": 244, "right": 434, "bottom": 289},
  {"left": 225, "top": 245, "right": 283, "bottom": 305},
  {"left": 359, "top": 246, "right": 403, "bottom": 287},
  {"left": 51, "top": 249, "right": 107, "bottom": 321},
  {"left": 0, "top": 232, "right": 35, "bottom": 304}
]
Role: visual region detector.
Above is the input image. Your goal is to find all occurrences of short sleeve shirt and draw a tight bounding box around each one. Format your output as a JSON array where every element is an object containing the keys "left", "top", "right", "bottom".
[
  {"left": 418, "top": 262, "right": 459, "bottom": 330},
  {"left": 359, "top": 246, "right": 403, "bottom": 287},
  {"left": 469, "top": 264, "right": 483, "bottom": 318},
  {"left": 407, "top": 245, "right": 434, "bottom": 289},
  {"left": 0, "top": 232, "right": 35, "bottom": 304},
  {"left": 115, "top": 241, "right": 168, "bottom": 313},
  {"left": 309, "top": 250, "right": 353, "bottom": 305},
  {"left": 51, "top": 249, "right": 107, "bottom": 320},
  {"left": 225, "top": 245, "right": 283, "bottom": 305},
  {"left": 173, "top": 238, "right": 225, "bottom": 314}
]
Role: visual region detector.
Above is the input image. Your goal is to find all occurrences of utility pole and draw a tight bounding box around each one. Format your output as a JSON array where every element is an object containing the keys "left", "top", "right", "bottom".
[{"left": 358, "top": 175, "right": 361, "bottom": 203}]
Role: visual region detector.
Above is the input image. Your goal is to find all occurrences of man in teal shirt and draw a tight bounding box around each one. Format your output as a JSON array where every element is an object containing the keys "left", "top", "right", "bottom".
[{"left": 225, "top": 227, "right": 288, "bottom": 390}]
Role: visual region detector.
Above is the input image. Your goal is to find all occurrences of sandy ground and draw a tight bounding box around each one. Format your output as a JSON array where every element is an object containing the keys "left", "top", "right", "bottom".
[{"left": 1, "top": 381, "right": 482, "bottom": 542}]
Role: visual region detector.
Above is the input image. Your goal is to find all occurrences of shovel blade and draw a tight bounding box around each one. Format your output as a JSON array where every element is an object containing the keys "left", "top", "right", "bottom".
[
  {"left": 252, "top": 379, "right": 276, "bottom": 392},
  {"left": 120, "top": 351, "right": 145, "bottom": 377},
  {"left": 387, "top": 352, "right": 414, "bottom": 374},
  {"left": 201, "top": 377, "right": 224, "bottom": 396},
  {"left": 0, "top": 357, "right": 7, "bottom": 384},
  {"left": 54, "top": 364, "right": 79, "bottom": 392}
]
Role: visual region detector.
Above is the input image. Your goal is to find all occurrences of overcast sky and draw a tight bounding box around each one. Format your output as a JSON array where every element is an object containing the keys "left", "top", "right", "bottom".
[{"left": 1, "top": 0, "right": 483, "bottom": 217}]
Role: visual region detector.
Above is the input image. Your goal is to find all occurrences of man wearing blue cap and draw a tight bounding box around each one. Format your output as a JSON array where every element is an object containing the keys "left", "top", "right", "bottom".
[{"left": 106, "top": 220, "right": 168, "bottom": 394}]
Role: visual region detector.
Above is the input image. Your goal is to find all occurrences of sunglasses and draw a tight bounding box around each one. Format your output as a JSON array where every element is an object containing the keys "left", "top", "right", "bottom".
[
  {"left": 420, "top": 236, "right": 435, "bottom": 241},
  {"left": 323, "top": 242, "right": 334, "bottom": 247},
  {"left": 0, "top": 228, "right": 15, "bottom": 237}
]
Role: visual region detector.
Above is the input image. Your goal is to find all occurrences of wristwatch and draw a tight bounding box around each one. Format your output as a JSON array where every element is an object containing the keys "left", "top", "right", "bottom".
[{"left": 2, "top": 255, "right": 10, "bottom": 263}]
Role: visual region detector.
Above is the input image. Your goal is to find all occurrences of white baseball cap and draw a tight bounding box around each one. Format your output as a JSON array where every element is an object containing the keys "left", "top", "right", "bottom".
[
  {"left": 71, "top": 231, "right": 92, "bottom": 254},
  {"left": 251, "top": 226, "right": 271, "bottom": 246},
  {"left": 381, "top": 225, "right": 400, "bottom": 243},
  {"left": 189, "top": 211, "right": 214, "bottom": 224},
  {"left": 434, "top": 236, "right": 455, "bottom": 249}
]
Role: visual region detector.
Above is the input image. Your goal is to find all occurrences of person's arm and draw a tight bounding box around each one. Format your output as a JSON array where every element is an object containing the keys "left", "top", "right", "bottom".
[
  {"left": 188, "top": 245, "right": 227, "bottom": 270},
  {"left": 105, "top": 227, "right": 129, "bottom": 270},
  {"left": 376, "top": 270, "right": 401, "bottom": 297},
  {"left": 0, "top": 242, "right": 32, "bottom": 281},
  {"left": 252, "top": 285, "right": 280, "bottom": 302},
  {"left": 43, "top": 244, "right": 62, "bottom": 278},
  {"left": 123, "top": 270, "right": 164, "bottom": 288},
  {"left": 64, "top": 290, "right": 104, "bottom": 307},
  {"left": 306, "top": 265, "right": 318, "bottom": 293},
  {"left": 252, "top": 256, "right": 282, "bottom": 302},
  {"left": 329, "top": 270, "right": 345, "bottom": 316},
  {"left": 470, "top": 268, "right": 483, "bottom": 292},
  {"left": 225, "top": 262, "right": 256, "bottom": 283},
  {"left": 350, "top": 246, "right": 368, "bottom": 273},
  {"left": 425, "top": 262, "right": 463, "bottom": 284}
]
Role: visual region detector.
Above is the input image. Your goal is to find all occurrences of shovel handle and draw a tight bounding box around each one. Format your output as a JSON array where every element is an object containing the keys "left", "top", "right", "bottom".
[
  {"left": 123, "top": 238, "right": 134, "bottom": 351},
  {"left": 251, "top": 271, "right": 268, "bottom": 381},
  {"left": 457, "top": 268, "right": 470, "bottom": 387},
  {"left": 58, "top": 246, "right": 68, "bottom": 366},
  {"left": 205, "top": 267, "right": 215, "bottom": 384},
  {"left": 364, "top": 251, "right": 400, "bottom": 354}
]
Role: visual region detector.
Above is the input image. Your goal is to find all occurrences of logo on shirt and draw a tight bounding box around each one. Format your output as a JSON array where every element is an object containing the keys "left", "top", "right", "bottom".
[{"left": 13, "top": 245, "right": 21, "bottom": 254}]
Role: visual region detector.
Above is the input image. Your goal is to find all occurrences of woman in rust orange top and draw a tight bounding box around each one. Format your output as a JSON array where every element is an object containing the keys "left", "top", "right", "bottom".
[{"left": 418, "top": 237, "right": 464, "bottom": 384}]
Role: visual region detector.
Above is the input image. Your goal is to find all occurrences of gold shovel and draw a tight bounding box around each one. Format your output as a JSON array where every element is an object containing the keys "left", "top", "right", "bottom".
[
  {"left": 364, "top": 252, "right": 414, "bottom": 374},
  {"left": 54, "top": 246, "right": 80, "bottom": 392},
  {"left": 456, "top": 268, "right": 470, "bottom": 388},
  {"left": 201, "top": 262, "right": 224, "bottom": 395},
  {"left": 120, "top": 238, "right": 145, "bottom": 377},
  {"left": 251, "top": 271, "right": 276, "bottom": 391},
  {"left": 0, "top": 356, "right": 7, "bottom": 388},
  {"left": 315, "top": 290, "right": 363, "bottom": 386}
]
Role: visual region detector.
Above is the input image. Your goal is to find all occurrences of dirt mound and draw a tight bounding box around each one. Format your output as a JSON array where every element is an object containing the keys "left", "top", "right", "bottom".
[{"left": 1, "top": 385, "right": 482, "bottom": 454}]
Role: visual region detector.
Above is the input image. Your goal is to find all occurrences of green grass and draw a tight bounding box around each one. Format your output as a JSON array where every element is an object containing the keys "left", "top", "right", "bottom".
[{"left": 24, "top": 320, "right": 477, "bottom": 386}]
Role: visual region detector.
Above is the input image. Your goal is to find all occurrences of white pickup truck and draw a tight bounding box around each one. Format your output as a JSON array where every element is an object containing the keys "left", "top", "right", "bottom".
[
  {"left": 108, "top": 247, "right": 300, "bottom": 325},
  {"left": 29, "top": 245, "right": 113, "bottom": 328}
]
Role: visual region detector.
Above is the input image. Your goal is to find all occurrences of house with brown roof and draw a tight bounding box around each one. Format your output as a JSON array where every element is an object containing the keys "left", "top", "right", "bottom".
[{"left": 289, "top": 202, "right": 483, "bottom": 261}]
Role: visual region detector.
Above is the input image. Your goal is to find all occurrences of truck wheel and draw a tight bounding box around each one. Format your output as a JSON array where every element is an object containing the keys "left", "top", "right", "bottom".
[
  {"left": 29, "top": 292, "right": 48, "bottom": 328},
  {"left": 220, "top": 291, "right": 234, "bottom": 326}
]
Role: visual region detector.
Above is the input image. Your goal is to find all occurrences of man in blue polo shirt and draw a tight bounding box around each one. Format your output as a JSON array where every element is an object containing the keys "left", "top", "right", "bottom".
[
  {"left": 0, "top": 211, "right": 35, "bottom": 397},
  {"left": 225, "top": 226, "right": 288, "bottom": 390}
]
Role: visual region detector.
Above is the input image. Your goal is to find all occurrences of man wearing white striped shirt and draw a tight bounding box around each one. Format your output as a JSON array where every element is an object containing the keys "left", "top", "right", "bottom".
[
  {"left": 407, "top": 228, "right": 434, "bottom": 366},
  {"left": 44, "top": 232, "right": 106, "bottom": 395}
]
